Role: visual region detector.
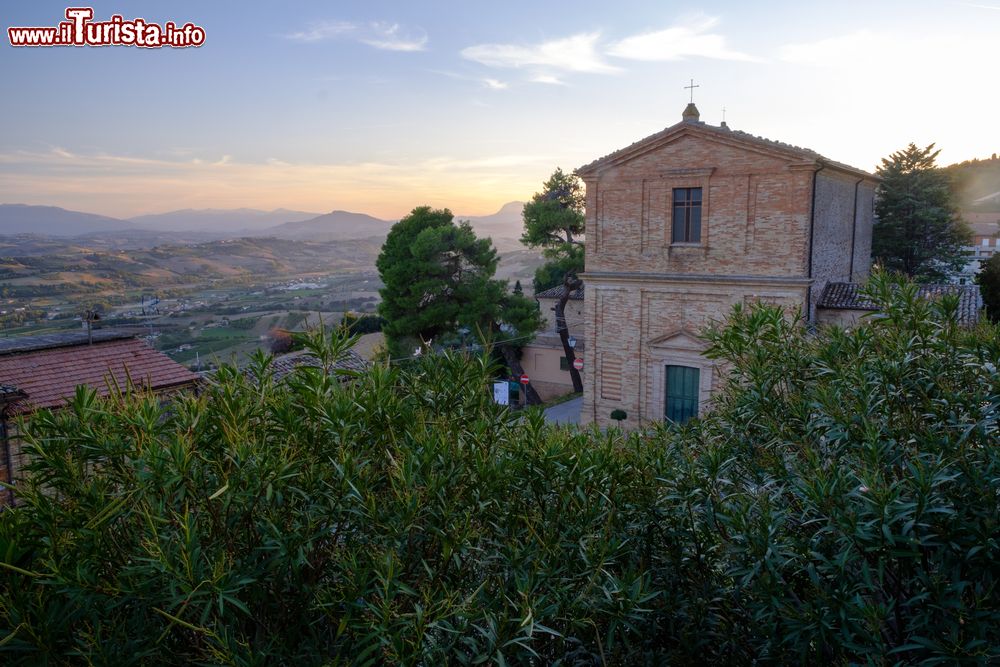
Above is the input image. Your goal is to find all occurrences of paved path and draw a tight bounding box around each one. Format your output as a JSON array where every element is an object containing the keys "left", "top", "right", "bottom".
[{"left": 543, "top": 396, "right": 582, "bottom": 426}]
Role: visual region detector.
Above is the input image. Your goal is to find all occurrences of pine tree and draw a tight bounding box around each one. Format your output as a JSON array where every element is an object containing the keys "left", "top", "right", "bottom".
[
  {"left": 521, "top": 168, "right": 586, "bottom": 392},
  {"left": 377, "top": 207, "right": 498, "bottom": 358},
  {"left": 872, "top": 143, "right": 971, "bottom": 280},
  {"left": 376, "top": 206, "right": 542, "bottom": 401}
]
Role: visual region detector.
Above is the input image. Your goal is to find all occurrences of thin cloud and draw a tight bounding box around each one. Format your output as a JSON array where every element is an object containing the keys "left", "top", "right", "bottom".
[
  {"left": 285, "top": 21, "right": 356, "bottom": 43},
  {"left": 462, "top": 19, "right": 755, "bottom": 82},
  {"left": 461, "top": 32, "right": 619, "bottom": 73},
  {"left": 530, "top": 74, "right": 567, "bottom": 86},
  {"left": 483, "top": 78, "right": 508, "bottom": 90},
  {"left": 608, "top": 16, "right": 757, "bottom": 62},
  {"left": 360, "top": 22, "right": 427, "bottom": 52},
  {"left": 286, "top": 20, "right": 427, "bottom": 52}
]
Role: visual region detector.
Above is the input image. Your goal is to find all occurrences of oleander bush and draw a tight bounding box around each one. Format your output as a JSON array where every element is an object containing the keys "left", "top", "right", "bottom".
[{"left": 1, "top": 273, "right": 998, "bottom": 665}]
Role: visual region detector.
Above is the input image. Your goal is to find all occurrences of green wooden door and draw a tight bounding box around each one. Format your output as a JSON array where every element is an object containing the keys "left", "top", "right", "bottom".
[{"left": 665, "top": 365, "right": 699, "bottom": 424}]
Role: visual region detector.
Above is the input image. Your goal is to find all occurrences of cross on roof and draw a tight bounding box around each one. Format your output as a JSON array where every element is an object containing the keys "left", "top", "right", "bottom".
[{"left": 684, "top": 78, "right": 699, "bottom": 103}]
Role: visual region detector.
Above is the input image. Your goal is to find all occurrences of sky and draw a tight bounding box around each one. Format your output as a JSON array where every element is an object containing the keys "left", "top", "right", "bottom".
[{"left": 1, "top": 0, "right": 998, "bottom": 220}]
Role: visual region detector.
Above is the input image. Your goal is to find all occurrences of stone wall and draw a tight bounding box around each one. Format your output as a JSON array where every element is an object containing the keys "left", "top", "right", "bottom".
[
  {"left": 815, "top": 307, "right": 872, "bottom": 329},
  {"left": 809, "top": 171, "right": 876, "bottom": 319}
]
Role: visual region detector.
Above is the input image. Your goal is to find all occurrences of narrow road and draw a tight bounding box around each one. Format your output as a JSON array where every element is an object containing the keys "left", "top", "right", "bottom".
[{"left": 543, "top": 396, "right": 582, "bottom": 426}]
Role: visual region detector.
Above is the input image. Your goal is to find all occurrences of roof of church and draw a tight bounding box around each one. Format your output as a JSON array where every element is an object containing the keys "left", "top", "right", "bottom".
[
  {"left": 818, "top": 282, "right": 982, "bottom": 325},
  {"left": 576, "top": 105, "right": 876, "bottom": 180},
  {"left": 534, "top": 285, "right": 584, "bottom": 300}
]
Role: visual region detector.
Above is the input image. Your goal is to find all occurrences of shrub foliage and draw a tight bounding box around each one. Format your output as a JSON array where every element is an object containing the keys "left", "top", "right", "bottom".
[{"left": 1, "top": 274, "right": 999, "bottom": 664}]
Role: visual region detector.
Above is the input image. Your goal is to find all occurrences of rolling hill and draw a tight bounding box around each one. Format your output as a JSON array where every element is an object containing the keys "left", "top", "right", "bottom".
[
  {"left": 260, "top": 210, "right": 395, "bottom": 241},
  {"left": 0, "top": 204, "right": 134, "bottom": 236},
  {"left": 129, "top": 208, "right": 320, "bottom": 233},
  {"left": 460, "top": 201, "right": 525, "bottom": 240},
  {"left": 255, "top": 202, "right": 526, "bottom": 247}
]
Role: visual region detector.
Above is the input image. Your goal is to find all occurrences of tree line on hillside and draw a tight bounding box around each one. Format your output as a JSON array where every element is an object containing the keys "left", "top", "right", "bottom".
[{"left": 1, "top": 274, "right": 999, "bottom": 663}]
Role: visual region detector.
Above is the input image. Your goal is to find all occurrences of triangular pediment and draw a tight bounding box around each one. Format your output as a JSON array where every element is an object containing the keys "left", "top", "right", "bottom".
[
  {"left": 647, "top": 329, "right": 706, "bottom": 351},
  {"left": 576, "top": 121, "right": 821, "bottom": 177}
]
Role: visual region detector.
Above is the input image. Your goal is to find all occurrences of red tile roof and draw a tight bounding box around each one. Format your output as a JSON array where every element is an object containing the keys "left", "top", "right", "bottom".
[{"left": 0, "top": 337, "right": 199, "bottom": 414}]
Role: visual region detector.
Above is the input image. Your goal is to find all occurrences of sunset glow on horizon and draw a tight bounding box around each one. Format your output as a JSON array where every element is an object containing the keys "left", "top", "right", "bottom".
[{"left": 3, "top": 0, "right": 998, "bottom": 220}]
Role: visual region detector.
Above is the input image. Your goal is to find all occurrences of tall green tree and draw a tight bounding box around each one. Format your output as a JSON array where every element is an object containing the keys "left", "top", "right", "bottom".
[
  {"left": 521, "top": 168, "right": 586, "bottom": 392},
  {"left": 977, "top": 253, "right": 1000, "bottom": 322},
  {"left": 872, "top": 143, "right": 971, "bottom": 280},
  {"left": 377, "top": 206, "right": 542, "bottom": 401},
  {"left": 377, "top": 207, "right": 498, "bottom": 359}
]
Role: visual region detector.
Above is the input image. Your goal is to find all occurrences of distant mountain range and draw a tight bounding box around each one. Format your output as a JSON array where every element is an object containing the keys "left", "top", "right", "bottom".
[
  {"left": 0, "top": 202, "right": 527, "bottom": 244},
  {"left": 129, "top": 208, "right": 320, "bottom": 233},
  {"left": 0, "top": 204, "right": 135, "bottom": 236},
  {"left": 265, "top": 210, "right": 394, "bottom": 241}
]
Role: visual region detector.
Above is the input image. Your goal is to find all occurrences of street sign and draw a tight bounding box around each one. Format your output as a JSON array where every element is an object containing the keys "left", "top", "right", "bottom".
[
  {"left": 493, "top": 381, "right": 509, "bottom": 405},
  {"left": 572, "top": 358, "right": 583, "bottom": 371},
  {"left": 519, "top": 373, "right": 529, "bottom": 385}
]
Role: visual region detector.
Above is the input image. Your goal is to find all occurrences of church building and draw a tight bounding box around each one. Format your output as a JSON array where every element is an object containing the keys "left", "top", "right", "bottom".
[{"left": 576, "top": 102, "right": 878, "bottom": 428}]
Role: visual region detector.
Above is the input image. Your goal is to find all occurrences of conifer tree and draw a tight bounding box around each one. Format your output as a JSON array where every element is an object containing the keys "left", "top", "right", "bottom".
[
  {"left": 521, "top": 168, "right": 586, "bottom": 391},
  {"left": 872, "top": 143, "right": 971, "bottom": 280}
]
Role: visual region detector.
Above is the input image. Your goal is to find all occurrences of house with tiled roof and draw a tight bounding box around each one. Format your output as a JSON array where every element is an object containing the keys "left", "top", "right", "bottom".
[
  {"left": 576, "top": 101, "right": 880, "bottom": 428},
  {"left": 258, "top": 349, "right": 369, "bottom": 382},
  {"left": 816, "top": 282, "right": 983, "bottom": 327},
  {"left": 518, "top": 285, "right": 585, "bottom": 400},
  {"left": 0, "top": 330, "right": 199, "bottom": 506}
]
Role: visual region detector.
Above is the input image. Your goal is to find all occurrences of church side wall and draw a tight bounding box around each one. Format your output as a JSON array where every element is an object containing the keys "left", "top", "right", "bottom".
[
  {"left": 852, "top": 182, "right": 876, "bottom": 282},
  {"left": 810, "top": 171, "right": 876, "bottom": 318}
]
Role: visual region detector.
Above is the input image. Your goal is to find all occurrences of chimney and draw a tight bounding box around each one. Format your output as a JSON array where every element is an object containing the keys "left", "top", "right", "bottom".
[{"left": 682, "top": 103, "right": 700, "bottom": 123}]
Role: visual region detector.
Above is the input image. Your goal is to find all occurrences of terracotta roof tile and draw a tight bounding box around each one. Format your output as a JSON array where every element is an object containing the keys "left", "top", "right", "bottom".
[
  {"left": 265, "top": 350, "right": 369, "bottom": 381},
  {"left": 0, "top": 337, "right": 199, "bottom": 414},
  {"left": 0, "top": 330, "right": 131, "bottom": 355},
  {"left": 534, "top": 285, "right": 584, "bottom": 300},
  {"left": 818, "top": 282, "right": 983, "bottom": 326}
]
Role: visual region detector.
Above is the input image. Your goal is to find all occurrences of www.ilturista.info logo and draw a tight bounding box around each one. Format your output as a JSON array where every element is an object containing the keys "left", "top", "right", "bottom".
[{"left": 8, "top": 7, "right": 205, "bottom": 48}]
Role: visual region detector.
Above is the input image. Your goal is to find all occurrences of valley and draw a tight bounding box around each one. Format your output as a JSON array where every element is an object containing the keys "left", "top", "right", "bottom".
[{"left": 0, "top": 202, "right": 542, "bottom": 368}]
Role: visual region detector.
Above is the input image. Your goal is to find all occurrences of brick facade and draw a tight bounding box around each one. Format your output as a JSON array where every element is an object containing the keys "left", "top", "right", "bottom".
[{"left": 577, "top": 106, "right": 877, "bottom": 428}]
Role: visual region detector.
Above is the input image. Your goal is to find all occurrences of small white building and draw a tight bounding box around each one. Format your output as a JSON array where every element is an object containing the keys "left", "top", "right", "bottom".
[{"left": 955, "top": 212, "right": 1000, "bottom": 284}]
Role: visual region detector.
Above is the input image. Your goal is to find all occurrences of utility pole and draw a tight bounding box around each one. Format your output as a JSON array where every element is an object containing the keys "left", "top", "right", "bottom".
[{"left": 85, "top": 309, "right": 100, "bottom": 344}]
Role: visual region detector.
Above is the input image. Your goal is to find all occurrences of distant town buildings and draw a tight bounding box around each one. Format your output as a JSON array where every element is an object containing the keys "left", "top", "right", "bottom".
[{"left": 956, "top": 209, "right": 1000, "bottom": 284}]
